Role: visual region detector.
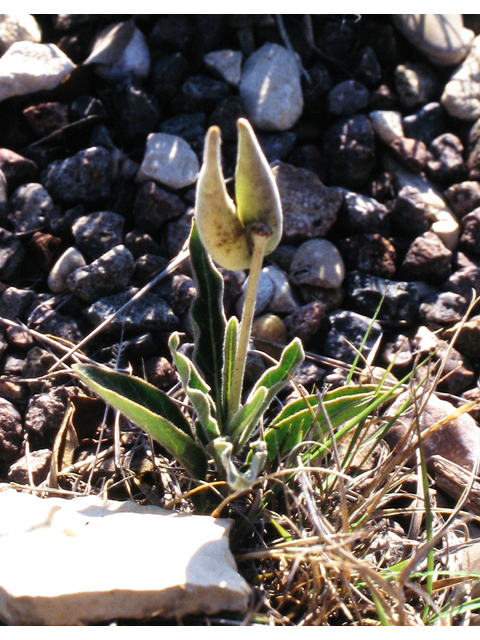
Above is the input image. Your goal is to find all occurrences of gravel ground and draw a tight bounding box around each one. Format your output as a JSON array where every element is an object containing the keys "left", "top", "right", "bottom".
[{"left": 1, "top": 14, "right": 480, "bottom": 500}]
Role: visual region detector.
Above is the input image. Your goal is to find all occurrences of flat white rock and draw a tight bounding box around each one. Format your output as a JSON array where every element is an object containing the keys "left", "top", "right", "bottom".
[
  {"left": 0, "top": 41, "right": 75, "bottom": 103},
  {"left": 240, "top": 42, "right": 303, "bottom": 131},
  {"left": 0, "top": 487, "right": 250, "bottom": 625},
  {"left": 137, "top": 133, "right": 199, "bottom": 189}
]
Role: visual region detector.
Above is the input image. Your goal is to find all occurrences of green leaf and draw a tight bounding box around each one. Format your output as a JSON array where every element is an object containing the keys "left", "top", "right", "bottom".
[
  {"left": 169, "top": 332, "right": 221, "bottom": 443},
  {"left": 227, "top": 385, "right": 267, "bottom": 450},
  {"left": 211, "top": 437, "right": 267, "bottom": 491},
  {"left": 189, "top": 220, "right": 227, "bottom": 419},
  {"left": 73, "top": 364, "right": 208, "bottom": 480},
  {"left": 222, "top": 315, "right": 238, "bottom": 424},
  {"left": 265, "top": 385, "right": 383, "bottom": 463}
]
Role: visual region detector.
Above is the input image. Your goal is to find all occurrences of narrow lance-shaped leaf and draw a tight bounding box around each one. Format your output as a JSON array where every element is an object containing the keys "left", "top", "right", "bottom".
[
  {"left": 222, "top": 315, "right": 238, "bottom": 425},
  {"left": 189, "top": 220, "right": 227, "bottom": 417},
  {"left": 233, "top": 338, "right": 305, "bottom": 452},
  {"left": 227, "top": 385, "right": 267, "bottom": 452},
  {"left": 73, "top": 364, "right": 208, "bottom": 480},
  {"left": 169, "top": 332, "right": 221, "bottom": 443}
]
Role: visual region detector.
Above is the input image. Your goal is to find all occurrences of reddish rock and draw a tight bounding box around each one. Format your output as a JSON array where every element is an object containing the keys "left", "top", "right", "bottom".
[{"left": 389, "top": 136, "right": 429, "bottom": 172}]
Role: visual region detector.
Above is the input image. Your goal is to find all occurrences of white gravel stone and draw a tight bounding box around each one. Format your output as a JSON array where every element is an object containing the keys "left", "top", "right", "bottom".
[
  {"left": 392, "top": 14, "right": 474, "bottom": 66},
  {"left": 204, "top": 49, "right": 243, "bottom": 86},
  {"left": 239, "top": 43, "right": 303, "bottom": 131},
  {"left": 0, "top": 14, "right": 41, "bottom": 55},
  {"left": 137, "top": 133, "right": 199, "bottom": 189},
  {"left": 0, "top": 41, "right": 75, "bottom": 103},
  {"left": 369, "top": 110, "right": 404, "bottom": 144},
  {"left": 48, "top": 247, "right": 86, "bottom": 293},
  {"left": 0, "top": 487, "right": 250, "bottom": 625},
  {"left": 84, "top": 21, "right": 150, "bottom": 81},
  {"left": 290, "top": 239, "right": 345, "bottom": 289},
  {"left": 442, "top": 35, "right": 480, "bottom": 121}
]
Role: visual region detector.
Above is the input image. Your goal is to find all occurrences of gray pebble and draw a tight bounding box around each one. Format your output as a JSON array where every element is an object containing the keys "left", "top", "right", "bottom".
[
  {"left": 72, "top": 211, "right": 125, "bottom": 261},
  {"left": 290, "top": 239, "right": 345, "bottom": 289},
  {"left": 67, "top": 245, "right": 135, "bottom": 303},
  {"left": 41, "top": 146, "right": 112, "bottom": 204},
  {"left": 48, "top": 247, "right": 86, "bottom": 293},
  {"left": 84, "top": 289, "right": 178, "bottom": 335}
]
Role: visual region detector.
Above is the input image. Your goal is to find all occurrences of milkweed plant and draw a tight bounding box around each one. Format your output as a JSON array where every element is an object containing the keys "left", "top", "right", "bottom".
[
  {"left": 74, "top": 118, "right": 401, "bottom": 503},
  {"left": 74, "top": 118, "right": 305, "bottom": 493}
]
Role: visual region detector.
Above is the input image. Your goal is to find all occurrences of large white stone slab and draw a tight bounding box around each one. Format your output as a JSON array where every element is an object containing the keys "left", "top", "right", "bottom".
[{"left": 0, "top": 487, "right": 250, "bottom": 625}]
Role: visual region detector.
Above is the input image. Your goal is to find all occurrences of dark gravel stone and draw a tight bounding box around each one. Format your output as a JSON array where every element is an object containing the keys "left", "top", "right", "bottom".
[
  {"left": 28, "top": 306, "right": 84, "bottom": 345},
  {"left": 71, "top": 211, "right": 125, "bottom": 261},
  {"left": 23, "top": 102, "right": 69, "bottom": 139},
  {"left": 70, "top": 95, "right": 107, "bottom": 120},
  {"left": 327, "top": 80, "right": 369, "bottom": 117},
  {"left": 0, "top": 148, "right": 38, "bottom": 191},
  {"left": 399, "top": 231, "right": 452, "bottom": 283},
  {"left": 446, "top": 265, "right": 480, "bottom": 299},
  {"left": 108, "top": 81, "right": 160, "bottom": 145},
  {"left": 0, "top": 397, "right": 23, "bottom": 464},
  {"left": 427, "top": 133, "right": 466, "bottom": 184},
  {"left": 160, "top": 112, "right": 206, "bottom": 150},
  {"left": 149, "top": 15, "right": 193, "bottom": 52},
  {"left": 337, "top": 234, "right": 397, "bottom": 279},
  {"left": 143, "top": 356, "right": 177, "bottom": 389},
  {"left": 323, "top": 115, "right": 376, "bottom": 189},
  {"left": 209, "top": 97, "right": 245, "bottom": 143},
  {"left": 353, "top": 46, "right": 382, "bottom": 87},
  {"left": 41, "top": 146, "right": 112, "bottom": 205},
  {"left": 171, "top": 75, "right": 230, "bottom": 114},
  {"left": 444, "top": 181, "right": 480, "bottom": 217},
  {"left": 419, "top": 291, "right": 469, "bottom": 326},
  {"left": 283, "top": 301, "right": 326, "bottom": 345},
  {"left": 150, "top": 53, "right": 189, "bottom": 104},
  {"left": 323, "top": 309, "right": 383, "bottom": 364},
  {"left": 84, "top": 289, "right": 179, "bottom": 335},
  {"left": 124, "top": 229, "right": 161, "bottom": 259},
  {"left": 272, "top": 162, "right": 343, "bottom": 240},
  {"left": 0, "top": 228, "right": 24, "bottom": 282},
  {"left": 345, "top": 270, "right": 434, "bottom": 326},
  {"left": 390, "top": 185, "right": 432, "bottom": 236},
  {"left": 25, "top": 386, "right": 72, "bottom": 444},
  {"left": 8, "top": 183, "right": 55, "bottom": 233},
  {"left": 402, "top": 102, "right": 445, "bottom": 146},
  {"left": 133, "top": 181, "right": 186, "bottom": 234},
  {"left": 389, "top": 137, "right": 428, "bottom": 173},
  {"left": 0, "top": 287, "right": 36, "bottom": 320},
  {"left": 338, "top": 189, "right": 389, "bottom": 234},
  {"left": 459, "top": 208, "right": 480, "bottom": 255},
  {"left": 257, "top": 131, "right": 297, "bottom": 163},
  {"left": 67, "top": 244, "right": 135, "bottom": 303},
  {"left": 8, "top": 448, "right": 52, "bottom": 484}
]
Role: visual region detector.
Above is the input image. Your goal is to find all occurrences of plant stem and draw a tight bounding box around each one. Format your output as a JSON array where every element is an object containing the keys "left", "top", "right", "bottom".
[{"left": 229, "top": 233, "right": 269, "bottom": 418}]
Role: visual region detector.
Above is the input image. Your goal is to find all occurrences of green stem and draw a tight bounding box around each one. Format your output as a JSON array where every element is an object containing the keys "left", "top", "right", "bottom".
[{"left": 229, "top": 233, "right": 269, "bottom": 418}]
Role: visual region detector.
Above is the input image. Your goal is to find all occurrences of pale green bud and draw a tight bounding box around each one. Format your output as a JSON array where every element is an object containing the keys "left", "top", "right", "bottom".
[
  {"left": 194, "top": 119, "right": 283, "bottom": 270},
  {"left": 195, "top": 125, "right": 251, "bottom": 270},
  {"left": 235, "top": 118, "right": 283, "bottom": 255}
]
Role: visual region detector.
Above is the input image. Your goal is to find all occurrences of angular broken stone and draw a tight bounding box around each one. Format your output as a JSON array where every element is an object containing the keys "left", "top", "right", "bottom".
[{"left": 0, "top": 488, "right": 250, "bottom": 625}]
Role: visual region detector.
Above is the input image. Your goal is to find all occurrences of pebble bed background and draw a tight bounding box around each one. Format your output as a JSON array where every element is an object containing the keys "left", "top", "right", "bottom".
[{"left": 1, "top": 14, "right": 480, "bottom": 494}]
